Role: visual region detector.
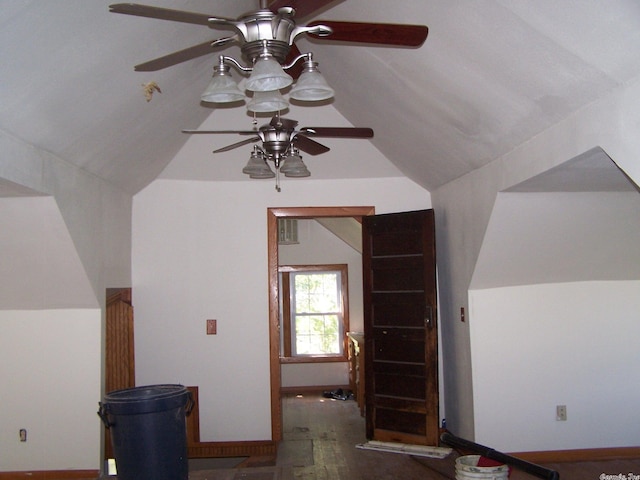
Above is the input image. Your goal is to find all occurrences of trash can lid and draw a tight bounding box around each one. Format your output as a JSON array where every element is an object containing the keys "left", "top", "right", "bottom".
[{"left": 102, "top": 384, "right": 189, "bottom": 415}]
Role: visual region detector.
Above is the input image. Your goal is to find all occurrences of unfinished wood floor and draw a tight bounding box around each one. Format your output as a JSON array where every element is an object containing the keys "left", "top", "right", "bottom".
[{"left": 187, "top": 392, "right": 640, "bottom": 480}]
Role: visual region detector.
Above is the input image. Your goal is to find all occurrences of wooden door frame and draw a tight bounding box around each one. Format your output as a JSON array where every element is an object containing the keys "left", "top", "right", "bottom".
[{"left": 267, "top": 206, "right": 375, "bottom": 441}]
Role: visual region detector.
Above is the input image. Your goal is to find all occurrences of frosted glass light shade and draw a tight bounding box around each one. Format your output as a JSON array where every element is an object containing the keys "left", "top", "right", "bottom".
[
  {"left": 201, "top": 74, "right": 245, "bottom": 103},
  {"left": 290, "top": 70, "right": 334, "bottom": 101},
  {"left": 247, "top": 90, "right": 289, "bottom": 113},
  {"left": 246, "top": 57, "right": 293, "bottom": 92},
  {"left": 243, "top": 152, "right": 275, "bottom": 179},
  {"left": 280, "top": 152, "right": 310, "bottom": 177}
]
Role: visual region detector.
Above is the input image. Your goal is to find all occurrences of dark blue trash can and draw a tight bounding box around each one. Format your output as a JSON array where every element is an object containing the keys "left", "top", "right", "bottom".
[{"left": 98, "top": 384, "right": 192, "bottom": 480}]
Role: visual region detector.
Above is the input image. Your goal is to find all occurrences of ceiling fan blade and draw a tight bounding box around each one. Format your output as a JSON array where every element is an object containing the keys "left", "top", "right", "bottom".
[
  {"left": 268, "top": 0, "right": 338, "bottom": 19},
  {"left": 134, "top": 39, "right": 229, "bottom": 71},
  {"left": 182, "top": 129, "right": 258, "bottom": 135},
  {"left": 294, "top": 134, "right": 331, "bottom": 155},
  {"left": 213, "top": 137, "right": 260, "bottom": 154},
  {"left": 270, "top": 116, "right": 299, "bottom": 130},
  {"left": 307, "top": 20, "right": 428, "bottom": 47},
  {"left": 301, "top": 127, "right": 374, "bottom": 138},
  {"left": 109, "top": 3, "right": 224, "bottom": 26}
]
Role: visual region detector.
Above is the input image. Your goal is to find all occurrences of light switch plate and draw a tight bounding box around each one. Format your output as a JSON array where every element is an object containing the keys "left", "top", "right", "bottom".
[{"left": 206, "top": 319, "right": 217, "bottom": 335}]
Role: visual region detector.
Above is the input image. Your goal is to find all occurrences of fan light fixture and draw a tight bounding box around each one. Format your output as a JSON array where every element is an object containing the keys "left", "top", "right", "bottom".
[
  {"left": 196, "top": 6, "right": 335, "bottom": 112},
  {"left": 200, "top": 59, "right": 245, "bottom": 103},
  {"left": 279, "top": 148, "right": 310, "bottom": 177},
  {"left": 246, "top": 55, "right": 293, "bottom": 92},
  {"left": 242, "top": 146, "right": 273, "bottom": 178},
  {"left": 202, "top": 50, "right": 332, "bottom": 112},
  {"left": 289, "top": 58, "right": 334, "bottom": 101},
  {"left": 247, "top": 89, "right": 289, "bottom": 113},
  {"left": 243, "top": 144, "right": 311, "bottom": 192}
]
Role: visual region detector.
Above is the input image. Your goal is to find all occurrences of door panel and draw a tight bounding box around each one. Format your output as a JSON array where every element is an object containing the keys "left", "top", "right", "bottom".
[
  {"left": 371, "top": 257, "right": 425, "bottom": 291},
  {"left": 363, "top": 209, "right": 438, "bottom": 446},
  {"left": 375, "top": 373, "right": 426, "bottom": 399},
  {"left": 372, "top": 328, "right": 425, "bottom": 363},
  {"left": 375, "top": 409, "right": 427, "bottom": 436},
  {"left": 372, "top": 293, "right": 425, "bottom": 327}
]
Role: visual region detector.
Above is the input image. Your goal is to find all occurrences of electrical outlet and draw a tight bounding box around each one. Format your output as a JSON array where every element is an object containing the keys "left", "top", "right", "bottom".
[{"left": 556, "top": 405, "right": 567, "bottom": 421}]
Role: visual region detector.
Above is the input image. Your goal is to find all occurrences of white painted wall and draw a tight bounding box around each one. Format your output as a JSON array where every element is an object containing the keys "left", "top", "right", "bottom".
[
  {"left": 431, "top": 77, "right": 640, "bottom": 443},
  {"left": 0, "top": 309, "right": 102, "bottom": 471},
  {"left": 472, "top": 191, "right": 640, "bottom": 289},
  {"left": 132, "top": 177, "right": 430, "bottom": 442},
  {"left": 0, "top": 130, "right": 132, "bottom": 472},
  {"left": 469, "top": 281, "right": 640, "bottom": 452},
  {"left": 279, "top": 219, "right": 363, "bottom": 388},
  {"left": 466, "top": 188, "right": 640, "bottom": 452},
  {"left": 0, "top": 197, "right": 98, "bottom": 309}
]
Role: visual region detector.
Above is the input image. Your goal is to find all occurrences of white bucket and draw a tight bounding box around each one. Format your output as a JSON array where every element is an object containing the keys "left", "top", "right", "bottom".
[{"left": 455, "top": 455, "right": 509, "bottom": 480}]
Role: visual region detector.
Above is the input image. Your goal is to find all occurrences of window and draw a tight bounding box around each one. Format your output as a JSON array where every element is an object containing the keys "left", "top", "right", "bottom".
[{"left": 279, "top": 264, "right": 349, "bottom": 363}]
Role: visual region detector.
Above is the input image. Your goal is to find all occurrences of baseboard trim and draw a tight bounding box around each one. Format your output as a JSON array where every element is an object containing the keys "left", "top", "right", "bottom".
[
  {"left": 508, "top": 446, "right": 640, "bottom": 463},
  {"left": 188, "top": 440, "right": 277, "bottom": 459},
  {"left": 280, "top": 384, "right": 350, "bottom": 395},
  {"left": 0, "top": 470, "right": 99, "bottom": 480},
  {"left": 0, "top": 443, "right": 278, "bottom": 479}
]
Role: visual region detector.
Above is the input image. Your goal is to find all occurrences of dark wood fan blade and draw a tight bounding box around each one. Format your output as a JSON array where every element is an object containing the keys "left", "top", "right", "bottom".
[
  {"left": 268, "top": 0, "right": 338, "bottom": 19},
  {"left": 302, "top": 127, "right": 374, "bottom": 138},
  {"left": 294, "top": 134, "right": 331, "bottom": 155},
  {"left": 182, "top": 129, "right": 258, "bottom": 135},
  {"left": 134, "top": 40, "right": 224, "bottom": 71},
  {"left": 213, "top": 137, "right": 260, "bottom": 153},
  {"left": 109, "top": 3, "right": 222, "bottom": 26},
  {"left": 308, "top": 20, "right": 428, "bottom": 47}
]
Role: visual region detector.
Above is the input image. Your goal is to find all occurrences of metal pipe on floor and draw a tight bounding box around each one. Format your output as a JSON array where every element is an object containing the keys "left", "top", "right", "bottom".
[{"left": 440, "top": 432, "right": 560, "bottom": 480}]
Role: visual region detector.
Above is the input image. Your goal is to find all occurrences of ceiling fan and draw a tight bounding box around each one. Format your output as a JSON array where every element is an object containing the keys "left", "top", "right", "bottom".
[
  {"left": 109, "top": 1, "right": 428, "bottom": 72},
  {"left": 109, "top": 1, "right": 428, "bottom": 110},
  {"left": 182, "top": 115, "right": 373, "bottom": 190}
]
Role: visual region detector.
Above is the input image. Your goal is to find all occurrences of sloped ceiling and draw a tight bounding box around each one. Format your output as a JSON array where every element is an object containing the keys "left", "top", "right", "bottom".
[
  {"left": 315, "top": 217, "right": 362, "bottom": 253},
  {"left": 2, "top": 1, "right": 640, "bottom": 196}
]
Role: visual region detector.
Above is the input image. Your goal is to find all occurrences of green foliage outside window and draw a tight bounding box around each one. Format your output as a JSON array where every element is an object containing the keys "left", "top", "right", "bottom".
[{"left": 293, "top": 273, "right": 341, "bottom": 355}]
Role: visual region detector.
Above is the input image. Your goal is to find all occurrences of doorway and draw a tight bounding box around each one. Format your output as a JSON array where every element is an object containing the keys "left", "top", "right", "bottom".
[{"left": 267, "top": 206, "right": 375, "bottom": 441}]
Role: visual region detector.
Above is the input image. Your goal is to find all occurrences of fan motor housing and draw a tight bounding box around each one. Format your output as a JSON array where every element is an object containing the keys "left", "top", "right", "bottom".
[
  {"left": 236, "top": 9, "right": 296, "bottom": 63},
  {"left": 262, "top": 127, "right": 292, "bottom": 156},
  {"left": 242, "top": 40, "right": 291, "bottom": 64}
]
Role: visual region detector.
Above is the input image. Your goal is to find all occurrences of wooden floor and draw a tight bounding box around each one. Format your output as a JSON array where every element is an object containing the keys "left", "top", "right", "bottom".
[{"left": 185, "top": 392, "right": 640, "bottom": 480}]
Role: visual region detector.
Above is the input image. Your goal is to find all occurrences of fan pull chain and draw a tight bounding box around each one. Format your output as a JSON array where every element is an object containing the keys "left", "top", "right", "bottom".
[{"left": 275, "top": 168, "right": 281, "bottom": 192}]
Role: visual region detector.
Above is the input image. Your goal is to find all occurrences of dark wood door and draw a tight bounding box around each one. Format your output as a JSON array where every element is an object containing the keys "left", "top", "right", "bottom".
[{"left": 362, "top": 209, "right": 439, "bottom": 446}]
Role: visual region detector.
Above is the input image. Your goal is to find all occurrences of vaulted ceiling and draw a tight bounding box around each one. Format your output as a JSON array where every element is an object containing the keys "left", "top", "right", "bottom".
[{"left": 2, "top": 0, "right": 640, "bottom": 195}]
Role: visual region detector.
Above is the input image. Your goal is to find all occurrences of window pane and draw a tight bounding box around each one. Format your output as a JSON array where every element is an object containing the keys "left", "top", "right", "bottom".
[
  {"left": 294, "top": 273, "right": 339, "bottom": 313},
  {"left": 295, "top": 314, "right": 340, "bottom": 355}
]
